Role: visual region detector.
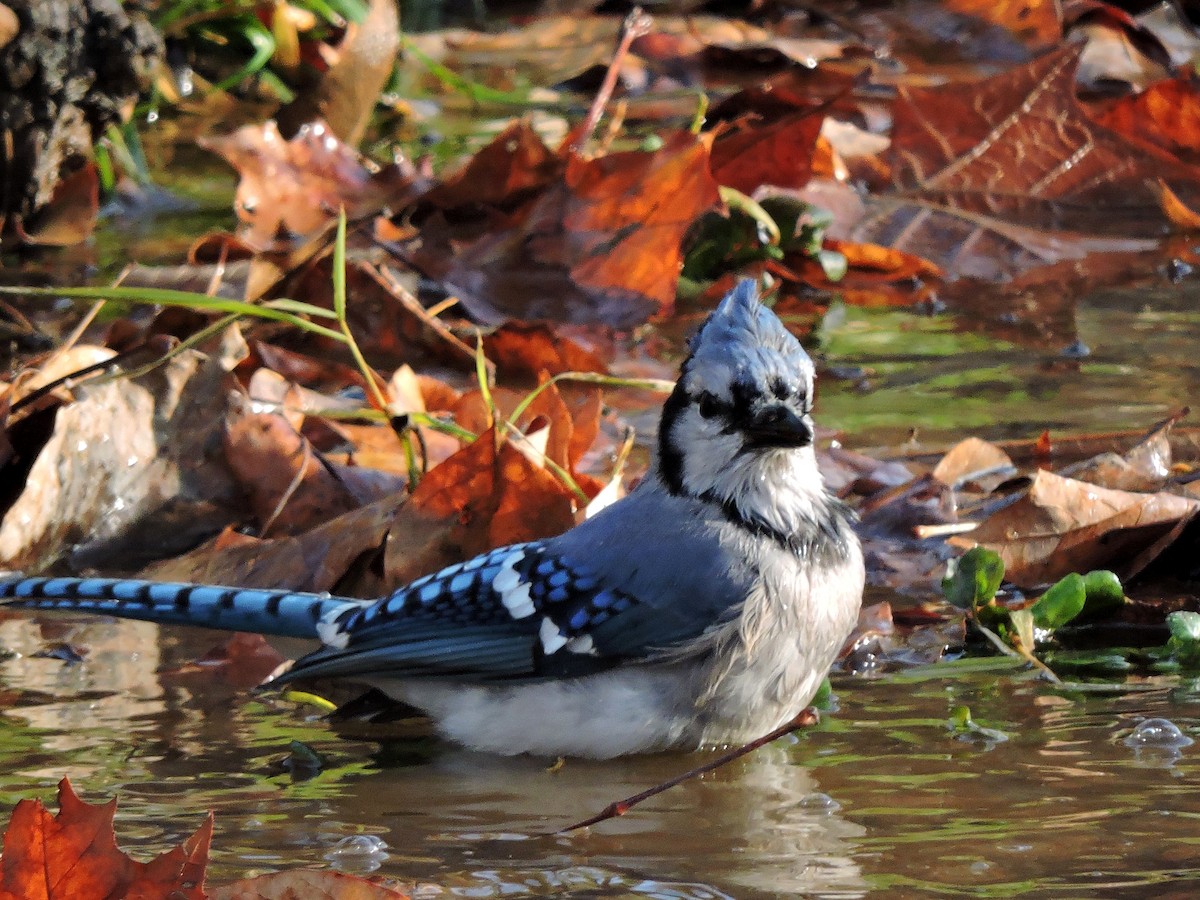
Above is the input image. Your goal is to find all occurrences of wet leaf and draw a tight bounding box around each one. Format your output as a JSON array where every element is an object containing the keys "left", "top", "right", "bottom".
[
  {"left": 932, "top": 436, "right": 1016, "bottom": 492},
  {"left": 943, "top": 0, "right": 1062, "bottom": 48},
  {"left": 1091, "top": 74, "right": 1200, "bottom": 167},
  {"left": 209, "top": 868, "right": 407, "bottom": 899},
  {"left": 160, "top": 633, "right": 289, "bottom": 689},
  {"left": 422, "top": 120, "right": 562, "bottom": 211},
  {"left": 942, "top": 546, "right": 1005, "bottom": 610},
  {"left": 1168, "top": 610, "right": 1200, "bottom": 643},
  {"left": 0, "top": 778, "right": 211, "bottom": 900},
  {"left": 142, "top": 493, "right": 406, "bottom": 600},
  {"left": 952, "top": 470, "right": 1200, "bottom": 588},
  {"left": 275, "top": 0, "right": 401, "bottom": 146},
  {"left": 1031, "top": 572, "right": 1086, "bottom": 630},
  {"left": 430, "top": 132, "right": 722, "bottom": 326},
  {"left": 201, "top": 121, "right": 425, "bottom": 246}
]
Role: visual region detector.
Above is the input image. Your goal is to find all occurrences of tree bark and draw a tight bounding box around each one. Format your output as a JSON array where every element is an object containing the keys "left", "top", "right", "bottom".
[{"left": 0, "top": 0, "right": 161, "bottom": 241}]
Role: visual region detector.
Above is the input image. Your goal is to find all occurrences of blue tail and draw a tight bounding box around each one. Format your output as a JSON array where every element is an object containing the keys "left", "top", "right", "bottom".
[{"left": 0, "top": 576, "right": 366, "bottom": 638}]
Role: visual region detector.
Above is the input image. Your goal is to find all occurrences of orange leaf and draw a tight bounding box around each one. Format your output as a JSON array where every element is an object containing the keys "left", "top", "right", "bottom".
[
  {"left": 384, "top": 427, "right": 576, "bottom": 584},
  {"left": 709, "top": 113, "right": 823, "bottom": 194},
  {"left": 434, "top": 131, "right": 721, "bottom": 326},
  {"left": 0, "top": 778, "right": 210, "bottom": 900}
]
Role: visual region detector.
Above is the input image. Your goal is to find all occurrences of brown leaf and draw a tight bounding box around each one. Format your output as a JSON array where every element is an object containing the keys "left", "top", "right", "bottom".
[
  {"left": 431, "top": 131, "right": 722, "bottom": 326},
  {"left": 422, "top": 120, "right": 562, "bottom": 210},
  {"left": 209, "top": 868, "right": 408, "bottom": 899},
  {"left": 886, "top": 46, "right": 1200, "bottom": 234},
  {"left": 384, "top": 428, "right": 575, "bottom": 584},
  {"left": 1059, "top": 413, "right": 1177, "bottom": 492},
  {"left": 17, "top": 163, "right": 99, "bottom": 247},
  {"left": 160, "top": 633, "right": 289, "bottom": 689},
  {"left": 944, "top": 0, "right": 1062, "bottom": 48},
  {"left": 223, "top": 394, "right": 364, "bottom": 536},
  {"left": 952, "top": 469, "right": 1200, "bottom": 586},
  {"left": 275, "top": 0, "right": 401, "bottom": 146},
  {"left": 932, "top": 437, "right": 1015, "bottom": 493},
  {"left": 200, "top": 121, "right": 424, "bottom": 246},
  {"left": 709, "top": 113, "right": 823, "bottom": 195},
  {"left": 0, "top": 778, "right": 210, "bottom": 900},
  {"left": 142, "top": 494, "right": 406, "bottom": 600}
]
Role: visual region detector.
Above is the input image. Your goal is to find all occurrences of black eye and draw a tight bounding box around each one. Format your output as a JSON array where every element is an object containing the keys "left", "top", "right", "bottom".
[{"left": 697, "top": 392, "right": 722, "bottom": 419}]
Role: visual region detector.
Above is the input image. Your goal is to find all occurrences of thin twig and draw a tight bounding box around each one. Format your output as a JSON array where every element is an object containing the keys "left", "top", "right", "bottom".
[
  {"left": 569, "top": 7, "right": 653, "bottom": 154},
  {"left": 555, "top": 708, "right": 819, "bottom": 833}
]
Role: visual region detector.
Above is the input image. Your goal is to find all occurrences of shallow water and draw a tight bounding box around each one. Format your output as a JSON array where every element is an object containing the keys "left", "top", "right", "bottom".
[
  {"left": 5, "top": 206, "right": 1200, "bottom": 894},
  {"left": 3, "top": 615, "right": 1200, "bottom": 898}
]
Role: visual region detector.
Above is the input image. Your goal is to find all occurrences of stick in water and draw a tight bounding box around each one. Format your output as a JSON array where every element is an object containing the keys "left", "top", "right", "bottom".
[{"left": 556, "top": 707, "right": 819, "bottom": 833}]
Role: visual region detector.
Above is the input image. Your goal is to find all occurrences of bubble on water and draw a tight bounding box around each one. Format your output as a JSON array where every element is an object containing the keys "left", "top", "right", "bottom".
[
  {"left": 797, "top": 792, "right": 841, "bottom": 814},
  {"left": 325, "top": 833, "right": 389, "bottom": 874},
  {"left": 1123, "top": 718, "right": 1194, "bottom": 750}
]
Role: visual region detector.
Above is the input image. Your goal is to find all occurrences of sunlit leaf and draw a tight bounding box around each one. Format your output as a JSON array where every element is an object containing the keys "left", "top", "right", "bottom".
[
  {"left": 1031, "top": 572, "right": 1086, "bottom": 630},
  {"left": 942, "top": 546, "right": 1005, "bottom": 610}
]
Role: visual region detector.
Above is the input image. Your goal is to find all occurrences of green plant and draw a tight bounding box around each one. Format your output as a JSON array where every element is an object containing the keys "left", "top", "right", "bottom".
[{"left": 942, "top": 547, "right": 1127, "bottom": 679}]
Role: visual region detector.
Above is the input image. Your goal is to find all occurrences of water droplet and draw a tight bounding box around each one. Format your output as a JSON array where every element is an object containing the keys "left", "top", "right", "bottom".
[{"left": 1124, "top": 718, "right": 1193, "bottom": 750}]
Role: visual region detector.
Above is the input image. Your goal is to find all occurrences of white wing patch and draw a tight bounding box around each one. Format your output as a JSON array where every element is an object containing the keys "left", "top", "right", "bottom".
[
  {"left": 316, "top": 609, "right": 351, "bottom": 649},
  {"left": 566, "top": 634, "right": 597, "bottom": 655},
  {"left": 539, "top": 616, "right": 568, "bottom": 654},
  {"left": 494, "top": 550, "right": 536, "bottom": 620}
]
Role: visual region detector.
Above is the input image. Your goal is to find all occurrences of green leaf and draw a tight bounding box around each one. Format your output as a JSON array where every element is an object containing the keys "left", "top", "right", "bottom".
[
  {"left": 1031, "top": 573, "right": 1087, "bottom": 631},
  {"left": 1168, "top": 611, "right": 1200, "bottom": 643},
  {"left": 1081, "top": 570, "right": 1125, "bottom": 616},
  {"left": 942, "top": 547, "right": 1005, "bottom": 610}
]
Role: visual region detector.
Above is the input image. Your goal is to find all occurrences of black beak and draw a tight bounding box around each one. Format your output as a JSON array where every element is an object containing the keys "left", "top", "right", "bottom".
[{"left": 741, "top": 404, "right": 813, "bottom": 449}]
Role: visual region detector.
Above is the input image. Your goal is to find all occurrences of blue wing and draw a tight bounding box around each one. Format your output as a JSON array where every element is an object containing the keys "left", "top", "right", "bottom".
[{"left": 279, "top": 537, "right": 708, "bottom": 685}]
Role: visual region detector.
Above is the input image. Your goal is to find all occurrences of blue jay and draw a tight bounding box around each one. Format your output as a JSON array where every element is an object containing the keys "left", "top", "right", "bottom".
[{"left": 0, "top": 280, "right": 864, "bottom": 758}]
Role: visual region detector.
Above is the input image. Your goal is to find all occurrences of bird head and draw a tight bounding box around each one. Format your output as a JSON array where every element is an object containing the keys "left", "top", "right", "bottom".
[{"left": 656, "top": 280, "right": 826, "bottom": 534}]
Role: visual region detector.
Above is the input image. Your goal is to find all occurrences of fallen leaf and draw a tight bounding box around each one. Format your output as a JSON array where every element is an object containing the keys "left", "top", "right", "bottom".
[
  {"left": 160, "top": 633, "right": 288, "bottom": 689},
  {"left": 0, "top": 778, "right": 210, "bottom": 900},
  {"left": 142, "top": 493, "right": 406, "bottom": 601},
  {"left": 944, "top": 0, "right": 1062, "bottom": 48},
  {"left": 275, "top": 0, "right": 401, "bottom": 146},
  {"left": 384, "top": 428, "right": 576, "bottom": 584},
  {"left": 885, "top": 45, "right": 1200, "bottom": 235},
  {"left": 483, "top": 321, "right": 609, "bottom": 379},
  {"left": 951, "top": 469, "right": 1200, "bottom": 586},
  {"left": 201, "top": 121, "right": 424, "bottom": 246},
  {"left": 1091, "top": 74, "right": 1200, "bottom": 166},
  {"left": 223, "top": 390, "right": 366, "bottom": 536},
  {"left": 932, "top": 437, "right": 1016, "bottom": 493},
  {"left": 422, "top": 120, "right": 562, "bottom": 211},
  {"left": 209, "top": 868, "right": 408, "bottom": 899},
  {"left": 708, "top": 112, "right": 823, "bottom": 194},
  {"left": 431, "top": 131, "right": 722, "bottom": 326}
]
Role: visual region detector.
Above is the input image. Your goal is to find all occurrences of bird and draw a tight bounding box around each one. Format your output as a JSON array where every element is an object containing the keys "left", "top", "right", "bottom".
[{"left": 0, "top": 280, "right": 864, "bottom": 759}]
